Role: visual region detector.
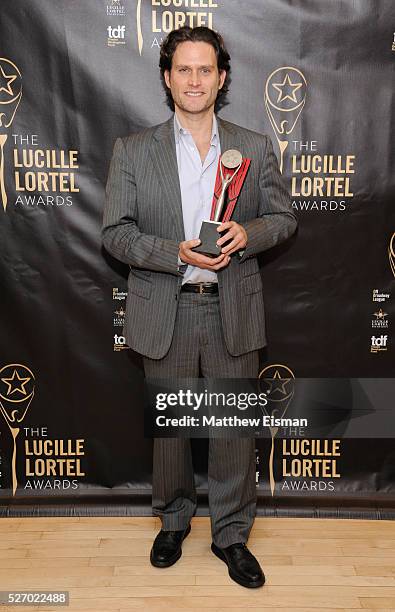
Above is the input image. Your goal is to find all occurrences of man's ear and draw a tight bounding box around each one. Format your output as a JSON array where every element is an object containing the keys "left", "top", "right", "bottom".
[
  {"left": 164, "top": 69, "right": 171, "bottom": 89},
  {"left": 219, "top": 69, "right": 226, "bottom": 90}
]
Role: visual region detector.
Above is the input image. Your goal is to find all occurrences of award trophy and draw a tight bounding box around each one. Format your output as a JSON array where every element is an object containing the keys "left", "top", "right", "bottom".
[{"left": 192, "top": 149, "right": 250, "bottom": 257}]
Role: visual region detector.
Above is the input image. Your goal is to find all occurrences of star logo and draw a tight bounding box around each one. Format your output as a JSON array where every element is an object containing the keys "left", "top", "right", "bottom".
[
  {"left": 0, "top": 64, "right": 17, "bottom": 97},
  {"left": 264, "top": 66, "right": 307, "bottom": 173},
  {"left": 0, "top": 57, "right": 22, "bottom": 111},
  {"left": 0, "top": 364, "right": 35, "bottom": 405},
  {"left": 263, "top": 369, "right": 292, "bottom": 396},
  {"left": 258, "top": 363, "right": 295, "bottom": 403},
  {"left": 374, "top": 309, "right": 387, "bottom": 320},
  {"left": 272, "top": 73, "right": 302, "bottom": 104},
  {"left": 258, "top": 363, "right": 296, "bottom": 498},
  {"left": 1, "top": 369, "right": 31, "bottom": 396}
]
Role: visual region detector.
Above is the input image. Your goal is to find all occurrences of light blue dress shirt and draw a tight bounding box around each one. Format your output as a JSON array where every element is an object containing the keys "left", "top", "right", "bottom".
[{"left": 174, "top": 112, "right": 221, "bottom": 284}]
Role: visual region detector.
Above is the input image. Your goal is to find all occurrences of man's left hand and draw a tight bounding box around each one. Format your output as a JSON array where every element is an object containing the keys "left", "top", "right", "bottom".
[{"left": 216, "top": 221, "right": 248, "bottom": 256}]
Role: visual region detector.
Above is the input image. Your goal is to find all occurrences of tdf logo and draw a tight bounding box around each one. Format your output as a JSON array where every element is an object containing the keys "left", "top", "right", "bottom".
[
  {"left": 371, "top": 335, "right": 388, "bottom": 353},
  {"left": 107, "top": 25, "right": 126, "bottom": 39},
  {"left": 114, "top": 333, "right": 128, "bottom": 351}
]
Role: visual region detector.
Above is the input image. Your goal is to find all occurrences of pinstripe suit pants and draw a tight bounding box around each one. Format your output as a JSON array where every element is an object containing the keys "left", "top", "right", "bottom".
[{"left": 143, "top": 291, "right": 259, "bottom": 548}]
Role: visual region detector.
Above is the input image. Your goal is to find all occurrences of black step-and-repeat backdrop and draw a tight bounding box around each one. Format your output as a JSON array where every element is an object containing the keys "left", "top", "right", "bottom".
[{"left": 0, "top": 0, "right": 394, "bottom": 517}]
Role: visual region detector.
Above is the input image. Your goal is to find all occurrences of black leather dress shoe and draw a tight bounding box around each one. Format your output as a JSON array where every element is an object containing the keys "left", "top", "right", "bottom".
[
  {"left": 211, "top": 542, "right": 265, "bottom": 588},
  {"left": 150, "top": 524, "right": 191, "bottom": 568}
]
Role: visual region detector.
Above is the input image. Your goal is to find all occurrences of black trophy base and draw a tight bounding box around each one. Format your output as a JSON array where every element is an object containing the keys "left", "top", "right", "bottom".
[{"left": 192, "top": 221, "right": 225, "bottom": 257}]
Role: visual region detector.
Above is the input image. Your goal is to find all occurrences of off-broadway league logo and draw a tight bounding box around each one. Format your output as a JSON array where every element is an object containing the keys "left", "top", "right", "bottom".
[
  {"left": 264, "top": 67, "right": 307, "bottom": 174},
  {"left": 392, "top": 32, "right": 395, "bottom": 52},
  {"left": 0, "top": 58, "right": 22, "bottom": 212},
  {"left": 372, "top": 289, "right": 390, "bottom": 303},
  {"left": 389, "top": 232, "right": 395, "bottom": 277},
  {"left": 0, "top": 364, "right": 34, "bottom": 495},
  {"left": 258, "top": 364, "right": 295, "bottom": 496}
]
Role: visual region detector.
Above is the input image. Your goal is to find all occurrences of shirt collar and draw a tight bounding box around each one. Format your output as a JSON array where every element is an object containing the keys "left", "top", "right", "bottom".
[{"left": 173, "top": 112, "right": 218, "bottom": 146}]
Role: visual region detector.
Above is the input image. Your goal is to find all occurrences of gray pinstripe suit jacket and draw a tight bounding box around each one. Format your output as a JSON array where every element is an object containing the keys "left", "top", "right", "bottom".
[{"left": 102, "top": 116, "right": 297, "bottom": 359}]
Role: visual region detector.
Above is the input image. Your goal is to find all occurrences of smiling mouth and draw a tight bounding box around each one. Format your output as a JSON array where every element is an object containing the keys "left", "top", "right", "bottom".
[{"left": 184, "top": 92, "right": 205, "bottom": 97}]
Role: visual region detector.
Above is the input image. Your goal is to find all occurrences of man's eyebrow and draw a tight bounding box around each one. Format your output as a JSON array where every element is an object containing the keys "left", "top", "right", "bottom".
[{"left": 174, "top": 63, "right": 215, "bottom": 69}]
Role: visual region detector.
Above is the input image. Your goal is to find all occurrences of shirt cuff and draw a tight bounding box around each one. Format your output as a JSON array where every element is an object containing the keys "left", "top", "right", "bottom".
[{"left": 178, "top": 254, "right": 187, "bottom": 274}]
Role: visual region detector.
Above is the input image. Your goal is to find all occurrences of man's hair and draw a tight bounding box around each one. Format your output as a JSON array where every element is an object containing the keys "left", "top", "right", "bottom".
[{"left": 159, "top": 26, "right": 231, "bottom": 112}]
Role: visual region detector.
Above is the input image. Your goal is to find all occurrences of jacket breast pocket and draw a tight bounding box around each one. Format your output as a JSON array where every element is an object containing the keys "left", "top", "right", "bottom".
[
  {"left": 128, "top": 270, "right": 152, "bottom": 300},
  {"left": 241, "top": 272, "right": 263, "bottom": 295}
]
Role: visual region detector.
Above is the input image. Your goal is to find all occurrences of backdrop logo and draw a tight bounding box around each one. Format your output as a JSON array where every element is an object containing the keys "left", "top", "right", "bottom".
[
  {"left": 372, "top": 289, "right": 390, "bottom": 303},
  {"left": 0, "top": 56, "right": 80, "bottom": 211},
  {"left": 389, "top": 232, "right": 395, "bottom": 277},
  {"left": 372, "top": 308, "right": 388, "bottom": 329},
  {"left": 107, "top": 25, "right": 126, "bottom": 46},
  {"left": 264, "top": 67, "right": 307, "bottom": 174},
  {"left": 0, "top": 364, "right": 87, "bottom": 495},
  {"left": 265, "top": 66, "right": 357, "bottom": 213},
  {"left": 107, "top": 0, "right": 126, "bottom": 16},
  {"left": 371, "top": 334, "right": 388, "bottom": 353},
  {"left": 282, "top": 439, "right": 340, "bottom": 493},
  {"left": 114, "top": 305, "right": 126, "bottom": 326},
  {"left": 136, "top": 0, "right": 218, "bottom": 55},
  {"left": 258, "top": 364, "right": 295, "bottom": 496},
  {"left": 0, "top": 364, "right": 34, "bottom": 495},
  {"left": 113, "top": 287, "right": 129, "bottom": 349},
  {"left": 0, "top": 58, "right": 22, "bottom": 212}
]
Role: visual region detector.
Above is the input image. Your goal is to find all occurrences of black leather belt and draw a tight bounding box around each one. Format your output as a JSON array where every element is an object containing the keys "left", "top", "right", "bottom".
[{"left": 181, "top": 282, "right": 219, "bottom": 295}]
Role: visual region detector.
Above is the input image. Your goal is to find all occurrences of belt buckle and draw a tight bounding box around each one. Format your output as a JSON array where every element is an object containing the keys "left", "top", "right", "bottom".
[{"left": 199, "top": 283, "right": 204, "bottom": 294}]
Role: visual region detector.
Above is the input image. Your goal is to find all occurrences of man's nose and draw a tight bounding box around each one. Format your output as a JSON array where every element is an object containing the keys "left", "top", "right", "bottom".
[{"left": 188, "top": 70, "right": 201, "bottom": 87}]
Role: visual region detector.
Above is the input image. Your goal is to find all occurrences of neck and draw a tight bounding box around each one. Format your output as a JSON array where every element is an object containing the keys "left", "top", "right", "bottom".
[{"left": 175, "top": 108, "right": 215, "bottom": 140}]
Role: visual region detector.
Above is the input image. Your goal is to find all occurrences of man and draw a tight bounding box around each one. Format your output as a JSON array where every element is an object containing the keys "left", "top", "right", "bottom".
[{"left": 103, "top": 26, "right": 297, "bottom": 588}]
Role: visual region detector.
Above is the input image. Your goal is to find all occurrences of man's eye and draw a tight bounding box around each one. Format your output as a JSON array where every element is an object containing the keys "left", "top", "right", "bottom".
[{"left": 179, "top": 68, "right": 188, "bottom": 73}]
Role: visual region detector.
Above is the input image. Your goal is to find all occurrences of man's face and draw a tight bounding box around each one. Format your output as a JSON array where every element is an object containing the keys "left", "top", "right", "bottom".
[{"left": 164, "top": 41, "right": 226, "bottom": 116}]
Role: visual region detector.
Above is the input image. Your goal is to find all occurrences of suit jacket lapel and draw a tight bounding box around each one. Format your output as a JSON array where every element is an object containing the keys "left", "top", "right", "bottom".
[
  {"left": 217, "top": 117, "right": 242, "bottom": 155},
  {"left": 149, "top": 117, "right": 185, "bottom": 243}
]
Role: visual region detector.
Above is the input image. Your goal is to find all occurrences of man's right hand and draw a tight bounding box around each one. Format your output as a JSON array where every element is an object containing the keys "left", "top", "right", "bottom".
[{"left": 179, "top": 239, "right": 230, "bottom": 271}]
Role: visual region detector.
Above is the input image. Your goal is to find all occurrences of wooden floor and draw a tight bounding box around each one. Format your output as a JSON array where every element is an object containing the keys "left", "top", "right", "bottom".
[{"left": 0, "top": 516, "right": 394, "bottom": 611}]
